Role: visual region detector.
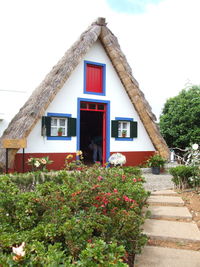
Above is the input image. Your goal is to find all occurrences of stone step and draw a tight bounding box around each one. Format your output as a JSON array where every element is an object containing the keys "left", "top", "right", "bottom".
[
  {"left": 135, "top": 246, "right": 200, "bottom": 267},
  {"left": 146, "top": 206, "right": 192, "bottom": 220},
  {"left": 143, "top": 219, "right": 200, "bottom": 243},
  {"left": 147, "top": 196, "right": 184, "bottom": 206},
  {"left": 151, "top": 189, "right": 177, "bottom": 196}
]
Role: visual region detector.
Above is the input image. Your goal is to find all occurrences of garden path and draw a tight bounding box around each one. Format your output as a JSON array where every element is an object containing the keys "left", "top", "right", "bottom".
[{"left": 135, "top": 182, "right": 200, "bottom": 267}]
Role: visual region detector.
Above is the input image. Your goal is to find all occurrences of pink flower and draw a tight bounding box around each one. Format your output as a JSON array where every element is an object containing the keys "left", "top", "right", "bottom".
[
  {"left": 97, "top": 176, "right": 103, "bottom": 181},
  {"left": 113, "top": 188, "right": 118, "bottom": 193},
  {"left": 133, "top": 178, "right": 137, "bottom": 182},
  {"left": 122, "top": 175, "right": 126, "bottom": 181},
  {"left": 123, "top": 195, "right": 130, "bottom": 202}
]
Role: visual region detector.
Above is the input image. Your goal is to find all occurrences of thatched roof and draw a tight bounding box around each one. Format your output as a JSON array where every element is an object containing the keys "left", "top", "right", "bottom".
[{"left": 0, "top": 17, "right": 169, "bottom": 168}]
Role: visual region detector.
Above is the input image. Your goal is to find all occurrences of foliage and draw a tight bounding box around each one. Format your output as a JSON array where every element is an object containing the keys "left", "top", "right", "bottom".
[
  {"left": 122, "top": 166, "right": 142, "bottom": 176},
  {"left": 27, "top": 157, "right": 53, "bottom": 171},
  {"left": 159, "top": 86, "right": 200, "bottom": 148},
  {"left": 184, "top": 144, "right": 200, "bottom": 166},
  {"left": 146, "top": 153, "right": 166, "bottom": 167},
  {"left": 170, "top": 144, "right": 200, "bottom": 189},
  {"left": 169, "top": 165, "right": 199, "bottom": 189},
  {"left": 0, "top": 165, "right": 149, "bottom": 266}
]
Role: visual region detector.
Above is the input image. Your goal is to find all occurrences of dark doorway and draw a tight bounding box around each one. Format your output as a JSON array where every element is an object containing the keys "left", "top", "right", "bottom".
[{"left": 80, "top": 111, "right": 103, "bottom": 164}]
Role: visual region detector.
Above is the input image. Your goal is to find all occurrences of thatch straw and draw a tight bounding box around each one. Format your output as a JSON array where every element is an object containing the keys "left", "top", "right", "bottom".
[{"left": 0, "top": 17, "right": 169, "bottom": 168}]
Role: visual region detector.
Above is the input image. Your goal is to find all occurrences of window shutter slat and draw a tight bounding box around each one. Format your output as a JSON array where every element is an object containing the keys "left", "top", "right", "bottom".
[
  {"left": 130, "top": 121, "right": 138, "bottom": 138},
  {"left": 68, "top": 118, "right": 76, "bottom": 137},
  {"left": 111, "top": 120, "right": 118, "bottom": 138}
]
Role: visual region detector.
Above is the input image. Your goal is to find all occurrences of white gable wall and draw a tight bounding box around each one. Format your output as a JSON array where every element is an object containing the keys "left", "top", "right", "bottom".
[{"left": 19, "top": 40, "right": 155, "bottom": 154}]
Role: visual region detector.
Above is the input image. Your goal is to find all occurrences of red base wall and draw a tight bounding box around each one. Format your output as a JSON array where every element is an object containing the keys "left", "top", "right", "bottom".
[
  {"left": 13, "top": 151, "right": 154, "bottom": 173},
  {"left": 110, "top": 151, "right": 154, "bottom": 166},
  {"left": 14, "top": 153, "right": 76, "bottom": 173}
]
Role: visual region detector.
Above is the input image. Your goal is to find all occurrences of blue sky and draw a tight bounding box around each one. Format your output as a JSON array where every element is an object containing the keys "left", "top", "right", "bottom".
[{"left": 106, "top": 0, "right": 164, "bottom": 13}]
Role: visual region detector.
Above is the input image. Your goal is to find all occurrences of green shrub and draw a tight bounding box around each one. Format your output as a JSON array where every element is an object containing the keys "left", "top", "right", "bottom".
[
  {"left": 169, "top": 165, "right": 199, "bottom": 189},
  {"left": 122, "top": 166, "right": 142, "bottom": 176},
  {"left": 0, "top": 166, "right": 149, "bottom": 265}
]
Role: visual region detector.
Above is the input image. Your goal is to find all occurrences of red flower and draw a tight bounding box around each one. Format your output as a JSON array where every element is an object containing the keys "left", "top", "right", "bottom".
[
  {"left": 87, "top": 239, "right": 92, "bottom": 243},
  {"left": 113, "top": 188, "right": 118, "bottom": 193},
  {"left": 133, "top": 178, "right": 137, "bottom": 182}
]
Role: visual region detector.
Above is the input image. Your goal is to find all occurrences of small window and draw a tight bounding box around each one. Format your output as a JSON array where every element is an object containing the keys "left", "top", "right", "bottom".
[
  {"left": 84, "top": 61, "right": 106, "bottom": 95},
  {"left": 51, "top": 117, "right": 67, "bottom": 136},
  {"left": 118, "top": 121, "right": 130, "bottom": 138},
  {"left": 42, "top": 113, "right": 76, "bottom": 140},
  {"left": 111, "top": 118, "right": 138, "bottom": 140}
]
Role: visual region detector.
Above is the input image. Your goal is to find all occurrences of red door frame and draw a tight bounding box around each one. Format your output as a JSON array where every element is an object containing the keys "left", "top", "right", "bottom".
[{"left": 80, "top": 101, "right": 106, "bottom": 164}]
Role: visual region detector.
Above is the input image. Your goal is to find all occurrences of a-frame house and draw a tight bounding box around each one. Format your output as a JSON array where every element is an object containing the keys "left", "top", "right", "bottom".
[{"left": 0, "top": 17, "right": 169, "bottom": 171}]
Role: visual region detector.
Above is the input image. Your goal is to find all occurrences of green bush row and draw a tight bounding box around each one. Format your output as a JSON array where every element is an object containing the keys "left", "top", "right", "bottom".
[
  {"left": 0, "top": 165, "right": 149, "bottom": 266},
  {"left": 169, "top": 165, "right": 200, "bottom": 189}
]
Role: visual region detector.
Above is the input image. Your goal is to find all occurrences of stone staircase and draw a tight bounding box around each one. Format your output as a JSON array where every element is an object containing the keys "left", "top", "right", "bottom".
[{"left": 135, "top": 190, "right": 200, "bottom": 267}]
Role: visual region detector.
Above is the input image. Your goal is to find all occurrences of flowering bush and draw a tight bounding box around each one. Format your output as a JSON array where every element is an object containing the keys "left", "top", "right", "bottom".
[
  {"left": 65, "top": 151, "right": 86, "bottom": 171},
  {"left": 170, "top": 144, "right": 200, "bottom": 189},
  {"left": 27, "top": 157, "right": 53, "bottom": 171},
  {"left": 108, "top": 153, "right": 126, "bottom": 166},
  {"left": 0, "top": 165, "right": 149, "bottom": 266}
]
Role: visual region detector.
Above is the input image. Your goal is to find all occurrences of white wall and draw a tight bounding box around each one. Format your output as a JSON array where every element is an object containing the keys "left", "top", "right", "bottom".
[{"left": 18, "top": 40, "right": 155, "bottom": 153}]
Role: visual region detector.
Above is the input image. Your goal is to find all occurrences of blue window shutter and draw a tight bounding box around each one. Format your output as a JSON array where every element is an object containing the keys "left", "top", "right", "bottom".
[
  {"left": 68, "top": 118, "right": 76, "bottom": 136},
  {"left": 130, "top": 121, "right": 138, "bottom": 138}
]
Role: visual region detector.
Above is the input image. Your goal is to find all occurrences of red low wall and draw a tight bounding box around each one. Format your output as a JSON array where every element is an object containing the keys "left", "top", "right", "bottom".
[
  {"left": 110, "top": 151, "right": 154, "bottom": 166},
  {"left": 14, "top": 151, "right": 154, "bottom": 172},
  {"left": 14, "top": 153, "right": 76, "bottom": 173}
]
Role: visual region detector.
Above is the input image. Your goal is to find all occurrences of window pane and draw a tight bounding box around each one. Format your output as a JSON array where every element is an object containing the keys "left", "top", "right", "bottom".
[
  {"left": 51, "top": 118, "right": 57, "bottom": 126},
  {"left": 98, "top": 104, "right": 104, "bottom": 110},
  {"left": 122, "top": 122, "right": 127, "bottom": 129},
  {"left": 51, "top": 127, "right": 57, "bottom": 136},
  {"left": 89, "top": 103, "right": 96, "bottom": 109},
  {"left": 80, "top": 102, "right": 87, "bottom": 109},
  {"left": 59, "top": 119, "right": 66, "bottom": 126}
]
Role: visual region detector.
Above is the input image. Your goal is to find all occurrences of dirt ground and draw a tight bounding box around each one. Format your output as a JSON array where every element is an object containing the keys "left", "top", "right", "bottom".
[{"left": 147, "top": 188, "right": 200, "bottom": 251}]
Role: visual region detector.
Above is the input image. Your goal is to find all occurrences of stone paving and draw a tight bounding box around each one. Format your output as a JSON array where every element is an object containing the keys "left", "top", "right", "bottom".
[
  {"left": 135, "top": 182, "right": 200, "bottom": 267},
  {"left": 143, "top": 172, "right": 174, "bottom": 191}
]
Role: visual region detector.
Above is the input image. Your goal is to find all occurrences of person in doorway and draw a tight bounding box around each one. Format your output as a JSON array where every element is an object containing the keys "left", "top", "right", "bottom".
[{"left": 90, "top": 136, "right": 102, "bottom": 163}]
